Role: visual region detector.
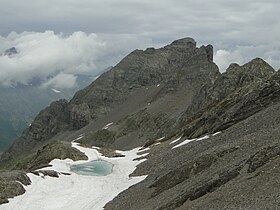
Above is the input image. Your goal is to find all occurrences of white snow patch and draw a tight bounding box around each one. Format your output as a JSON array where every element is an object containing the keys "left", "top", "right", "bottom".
[
  {"left": 75, "top": 136, "right": 84, "bottom": 141},
  {"left": 172, "top": 139, "right": 194, "bottom": 149},
  {"left": 138, "top": 152, "right": 149, "bottom": 158},
  {"left": 103, "top": 122, "right": 113, "bottom": 129},
  {"left": 138, "top": 147, "right": 150, "bottom": 152},
  {"left": 212, "top": 131, "right": 221, "bottom": 136},
  {"left": 94, "top": 75, "right": 100, "bottom": 80},
  {"left": 154, "top": 142, "right": 161, "bottom": 146},
  {"left": 51, "top": 88, "right": 61, "bottom": 93},
  {"left": 196, "top": 135, "right": 210, "bottom": 141},
  {"left": 172, "top": 134, "right": 210, "bottom": 149},
  {"left": 170, "top": 136, "right": 182, "bottom": 144},
  {"left": 1, "top": 142, "right": 147, "bottom": 210},
  {"left": 156, "top": 137, "right": 165, "bottom": 141}
]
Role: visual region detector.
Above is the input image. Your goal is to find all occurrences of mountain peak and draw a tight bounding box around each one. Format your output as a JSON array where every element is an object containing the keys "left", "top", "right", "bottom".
[
  {"left": 166, "top": 37, "right": 197, "bottom": 51},
  {"left": 242, "top": 57, "right": 275, "bottom": 78},
  {"left": 3, "top": 47, "right": 18, "bottom": 56},
  {"left": 225, "top": 63, "right": 242, "bottom": 74},
  {"left": 225, "top": 57, "right": 275, "bottom": 80},
  {"left": 250, "top": 57, "right": 268, "bottom": 63},
  {"left": 170, "top": 37, "right": 196, "bottom": 46}
]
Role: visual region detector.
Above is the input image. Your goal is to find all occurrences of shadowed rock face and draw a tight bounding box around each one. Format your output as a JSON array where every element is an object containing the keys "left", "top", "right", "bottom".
[
  {"left": 181, "top": 58, "right": 277, "bottom": 139},
  {"left": 1, "top": 100, "right": 70, "bottom": 160}
]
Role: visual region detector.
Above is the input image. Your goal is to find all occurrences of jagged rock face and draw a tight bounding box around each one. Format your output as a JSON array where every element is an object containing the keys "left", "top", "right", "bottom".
[
  {"left": 2, "top": 37, "right": 220, "bottom": 158},
  {"left": 73, "top": 40, "right": 220, "bottom": 149},
  {"left": 242, "top": 57, "right": 275, "bottom": 78},
  {"left": 1, "top": 100, "right": 70, "bottom": 160},
  {"left": 70, "top": 37, "right": 218, "bottom": 118},
  {"left": 70, "top": 103, "right": 91, "bottom": 129},
  {"left": 208, "top": 58, "right": 275, "bottom": 101},
  {"left": 181, "top": 59, "right": 277, "bottom": 139},
  {"left": 26, "top": 99, "right": 70, "bottom": 141}
]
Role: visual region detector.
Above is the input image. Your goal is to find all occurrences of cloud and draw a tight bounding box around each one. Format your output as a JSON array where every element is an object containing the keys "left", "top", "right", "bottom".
[
  {"left": 41, "top": 73, "right": 77, "bottom": 89},
  {"left": 0, "top": 31, "right": 156, "bottom": 88},
  {"left": 1, "top": 0, "right": 279, "bottom": 45},
  {"left": 0, "top": 31, "right": 106, "bottom": 86}
]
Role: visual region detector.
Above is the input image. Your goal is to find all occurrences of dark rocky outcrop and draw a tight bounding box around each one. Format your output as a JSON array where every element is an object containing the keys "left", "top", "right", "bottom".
[
  {"left": 181, "top": 64, "right": 278, "bottom": 139},
  {"left": 0, "top": 171, "right": 31, "bottom": 204},
  {"left": 34, "top": 170, "right": 59, "bottom": 178},
  {"left": 1, "top": 100, "right": 70, "bottom": 160}
]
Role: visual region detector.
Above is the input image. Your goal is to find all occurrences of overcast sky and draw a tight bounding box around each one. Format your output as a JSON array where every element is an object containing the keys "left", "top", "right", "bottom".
[{"left": 0, "top": 0, "right": 279, "bottom": 87}]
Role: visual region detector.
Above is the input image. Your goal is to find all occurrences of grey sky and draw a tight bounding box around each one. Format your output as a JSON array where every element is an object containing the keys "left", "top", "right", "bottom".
[{"left": 0, "top": 0, "right": 279, "bottom": 87}]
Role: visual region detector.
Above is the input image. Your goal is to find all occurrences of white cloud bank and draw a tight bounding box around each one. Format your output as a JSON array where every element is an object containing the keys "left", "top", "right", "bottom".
[
  {"left": 0, "top": 31, "right": 106, "bottom": 87},
  {"left": 41, "top": 73, "right": 77, "bottom": 89},
  {"left": 0, "top": 31, "right": 154, "bottom": 88}
]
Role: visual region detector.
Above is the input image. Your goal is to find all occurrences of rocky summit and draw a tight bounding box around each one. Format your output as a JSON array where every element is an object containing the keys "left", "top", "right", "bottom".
[{"left": 0, "top": 37, "right": 280, "bottom": 209}]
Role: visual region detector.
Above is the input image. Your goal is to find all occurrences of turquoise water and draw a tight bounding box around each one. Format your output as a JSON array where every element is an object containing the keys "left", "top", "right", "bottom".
[{"left": 70, "top": 160, "right": 113, "bottom": 176}]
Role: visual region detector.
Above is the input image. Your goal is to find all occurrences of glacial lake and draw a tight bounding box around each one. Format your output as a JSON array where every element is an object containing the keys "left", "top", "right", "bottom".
[{"left": 70, "top": 160, "right": 113, "bottom": 176}]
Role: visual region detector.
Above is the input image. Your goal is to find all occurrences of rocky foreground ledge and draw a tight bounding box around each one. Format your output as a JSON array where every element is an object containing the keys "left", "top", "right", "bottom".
[{"left": 0, "top": 141, "right": 87, "bottom": 204}]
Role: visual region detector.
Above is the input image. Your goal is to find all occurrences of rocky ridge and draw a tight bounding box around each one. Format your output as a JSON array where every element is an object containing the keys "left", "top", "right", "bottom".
[
  {"left": 0, "top": 37, "right": 280, "bottom": 209},
  {"left": 2, "top": 37, "right": 220, "bottom": 158}
]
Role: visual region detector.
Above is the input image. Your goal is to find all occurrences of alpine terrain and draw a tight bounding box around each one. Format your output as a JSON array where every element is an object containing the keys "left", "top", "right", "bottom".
[
  {"left": 0, "top": 38, "right": 280, "bottom": 209},
  {"left": 0, "top": 60, "right": 108, "bottom": 153}
]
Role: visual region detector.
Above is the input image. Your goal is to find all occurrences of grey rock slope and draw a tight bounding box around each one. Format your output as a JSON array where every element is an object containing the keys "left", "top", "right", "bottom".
[
  {"left": 103, "top": 59, "right": 280, "bottom": 210},
  {"left": 105, "top": 101, "right": 280, "bottom": 210},
  {"left": 1, "top": 37, "right": 280, "bottom": 209},
  {"left": 2, "top": 38, "right": 220, "bottom": 159}
]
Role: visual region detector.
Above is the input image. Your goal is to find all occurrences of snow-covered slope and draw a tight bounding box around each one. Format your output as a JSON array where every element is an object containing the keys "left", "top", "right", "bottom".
[{"left": 1, "top": 138, "right": 148, "bottom": 210}]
